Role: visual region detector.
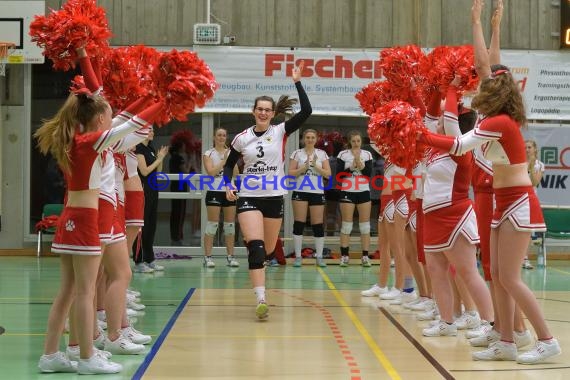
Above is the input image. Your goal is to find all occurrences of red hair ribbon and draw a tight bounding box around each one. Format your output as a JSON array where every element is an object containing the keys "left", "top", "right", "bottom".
[
  {"left": 490, "top": 69, "right": 509, "bottom": 78},
  {"left": 71, "top": 86, "right": 94, "bottom": 97}
]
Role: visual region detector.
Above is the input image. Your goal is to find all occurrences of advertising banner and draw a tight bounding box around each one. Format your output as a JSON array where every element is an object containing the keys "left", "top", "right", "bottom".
[
  {"left": 501, "top": 51, "right": 570, "bottom": 121},
  {"left": 195, "top": 46, "right": 570, "bottom": 120},
  {"left": 524, "top": 124, "right": 570, "bottom": 206}
]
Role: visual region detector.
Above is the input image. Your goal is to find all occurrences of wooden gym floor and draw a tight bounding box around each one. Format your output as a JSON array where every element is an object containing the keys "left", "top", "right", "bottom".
[{"left": 0, "top": 256, "right": 569, "bottom": 379}]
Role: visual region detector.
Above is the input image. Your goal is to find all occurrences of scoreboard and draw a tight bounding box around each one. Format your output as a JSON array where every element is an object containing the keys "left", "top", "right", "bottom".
[{"left": 563, "top": 0, "right": 570, "bottom": 48}]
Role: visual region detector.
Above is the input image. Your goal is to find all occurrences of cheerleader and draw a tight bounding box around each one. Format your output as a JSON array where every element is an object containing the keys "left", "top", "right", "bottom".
[
  {"left": 420, "top": 78, "right": 493, "bottom": 338},
  {"left": 78, "top": 51, "right": 151, "bottom": 356},
  {"left": 361, "top": 159, "right": 401, "bottom": 294},
  {"left": 223, "top": 62, "right": 311, "bottom": 319},
  {"left": 35, "top": 90, "right": 161, "bottom": 374},
  {"left": 417, "top": 0, "right": 561, "bottom": 364},
  {"left": 465, "top": 0, "right": 532, "bottom": 352},
  {"left": 289, "top": 129, "right": 331, "bottom": 267},
  {"left": 401, "top": 160, "right": 433, "bottom": 310}
]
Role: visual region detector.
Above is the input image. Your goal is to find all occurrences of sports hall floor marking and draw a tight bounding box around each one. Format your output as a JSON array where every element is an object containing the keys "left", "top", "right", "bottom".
[
  {"left": 378, "top": 307, "right": 455, "bottom": 380},
  {"left": 549, "top": 267, "right": 570, "bottom": 276},
  {"left": 317, "top": 268, "right": 402, "bottom": 380},
  {"left": 132, "top": 287, "right": 196, "bottom": 380},
  {"left": 273, "top": 289, "right": 363, "bottom": 380}
]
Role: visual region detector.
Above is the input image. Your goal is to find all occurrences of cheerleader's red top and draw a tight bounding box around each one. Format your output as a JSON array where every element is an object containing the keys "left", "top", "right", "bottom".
[
  {"left": 419, "top": 114, "right": 526, "bottom": 166},
  {"left": 66, "top": 102, "right": 162, "bottom": 191}
]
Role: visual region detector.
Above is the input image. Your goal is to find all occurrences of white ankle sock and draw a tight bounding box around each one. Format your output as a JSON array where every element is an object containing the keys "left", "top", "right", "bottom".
[
  {"left": 293, "top": 234, "right": 303, "bottom": 258},
  {"left": 253, "top": 286, "right": 266, "bottom": 302}
]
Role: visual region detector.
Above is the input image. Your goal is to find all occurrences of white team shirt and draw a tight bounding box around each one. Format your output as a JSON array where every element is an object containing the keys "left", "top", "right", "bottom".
[
  {"left": 530, "top": 159, "right": 545, "bottom": 176},
  {"left": 231, "top": 123, "right": 288, "bottom": 197},
  {"left": 204, "top": 147, "right": 229, "bottom": 191},
  {"left": 290, "top": 148, "right": 329, "bottom": 194},
  {"left": 337, "top": 149, "right": 373, "bottom": 193},
  {"left": 530, "top": 158, "right": 545, "bottom": 192}
]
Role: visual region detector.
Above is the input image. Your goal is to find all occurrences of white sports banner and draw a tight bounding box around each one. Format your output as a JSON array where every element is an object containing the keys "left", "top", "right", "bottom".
[
  {"left": 195, "top": 46, "right": 570, "bottom": 120},
  {"left": 501, "top": 51, "right": 570, "bottom": 121},
  {"left": 524, "top": 124, "right": 570, "bottom": 206},
  {"left": 195, "top": 46, "right": 382, "bottom": 116}
]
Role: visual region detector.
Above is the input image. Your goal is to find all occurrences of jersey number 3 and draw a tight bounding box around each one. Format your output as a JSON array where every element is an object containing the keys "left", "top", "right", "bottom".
[{"left": 256, "top": 146, "right": 264, "bottom": 158}]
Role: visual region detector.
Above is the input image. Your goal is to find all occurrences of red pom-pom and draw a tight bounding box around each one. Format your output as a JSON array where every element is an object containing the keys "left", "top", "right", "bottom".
[
  {"left": 29, "top": 0, "right": 112, "bottom": 71},
  {"left": 355, "top": 81, "right": 400, "bottom": 116},
  {"left": 170, "top": 130, "right": 199, "bottom": 154},
  {"left": 367, "top": 100, "right": 426, "bottom": 170},
  {"left": 420, "top": 45, "right": 479, "bottom": 99},
  {"left": 151, "top": 49, "right": 218, "bottom": 126},
  {"left": 316, "top": 131, "right": 346, "bottom": 156},
  {"left": 125, "top": 45, "right": 160, "bottom": 93},
  {"left": 99, "top": 46, "right": 159, "bottom": 111},
  {"left": 379, "top": 45, "right": 425, "bottom": 96}
]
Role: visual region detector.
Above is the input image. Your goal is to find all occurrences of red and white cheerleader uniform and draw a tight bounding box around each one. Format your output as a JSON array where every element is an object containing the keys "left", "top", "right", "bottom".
[
  {"left": 472, "top": 148, "right": 494, "bottom": 281},
  {"left": 378, "top": 160, "right": 396, "bottom": 223},
  {"left": 124, "top": 150, "right": 145, "bottom": 227},
  {"left": 420, "top": 115, "right": 545, "bottom": 233},
  {"left": 52, "top": 104, "right": 159, "bottom": 255},
  {"left": 421, "top": 88, "right": 480, "bottom": 253}
]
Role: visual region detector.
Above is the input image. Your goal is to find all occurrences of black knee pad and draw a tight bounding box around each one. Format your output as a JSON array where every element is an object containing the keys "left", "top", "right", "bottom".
[
  {"left": 312, "top": 223, "right": 324, "bottom": 237},
  {"left": 293, "top": 221, "right": 305, "bottom": 235},
  {"left": 247, "top": 239, "right": 266, "bottom": 269}
]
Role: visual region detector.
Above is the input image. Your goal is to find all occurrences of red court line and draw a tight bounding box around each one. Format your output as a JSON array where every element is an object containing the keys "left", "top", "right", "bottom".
[{"left": 273, "top": 290, "right": 363, "bottom": 378}]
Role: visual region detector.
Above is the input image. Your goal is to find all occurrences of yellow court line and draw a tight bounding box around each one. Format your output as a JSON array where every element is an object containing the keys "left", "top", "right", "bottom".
[
  {"left": 3, "top": 333, "right": 47, "bottom": 336},
  {"left": 162, "top": 334, "right": 344, "bottom": 339},
  {"left": 317, "top": 268, "right": 402, "bottom": 380}
]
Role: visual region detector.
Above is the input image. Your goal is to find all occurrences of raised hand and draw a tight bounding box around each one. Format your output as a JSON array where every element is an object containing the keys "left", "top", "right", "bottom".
[
  {"left": 451, "top": 74, "right": 462, "bottom": 87},
  {"left": 491, "top": 0, "right": 503, "bottom": 29},
  {"left": 410, "top": 78, "right": 417, "bottom": 91},
  {"left": 472, "top": 0, "right": 484, "bottom": 24},
  {"left": 292, "top": 60, "right": 304, "bottom": 82}
]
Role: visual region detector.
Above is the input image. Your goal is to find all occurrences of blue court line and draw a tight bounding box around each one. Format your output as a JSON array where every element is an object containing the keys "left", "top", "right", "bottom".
[{"left": 132, "top": 288, "right": 196, "bottom": 380}]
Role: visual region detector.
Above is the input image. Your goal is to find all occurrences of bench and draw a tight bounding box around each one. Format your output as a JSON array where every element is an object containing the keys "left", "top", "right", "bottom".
[{"left": 539, "top": 206, "right": 570, "bottom": 267}]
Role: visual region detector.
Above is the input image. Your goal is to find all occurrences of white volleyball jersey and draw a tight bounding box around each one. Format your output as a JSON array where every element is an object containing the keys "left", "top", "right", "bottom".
[
  {"left": 290, "top": 148, "right": 329, "bottom": 194},
  {"left": 231, "top": 123, "right": 288, "bottom": 197},
  {"left": 337, "top": 149, "right": 373, "bottom": 193},
  {"left": 204, "top": 147, "right": 229, "bottom": 191}
]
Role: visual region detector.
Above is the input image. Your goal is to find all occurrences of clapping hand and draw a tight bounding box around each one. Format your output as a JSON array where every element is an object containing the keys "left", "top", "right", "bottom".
[
  {"left": 157, "top": 146, "right": 168, "bottom": 161},
  {"left": 304, "top": 156, "right": 311, "bottom": 172}
]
